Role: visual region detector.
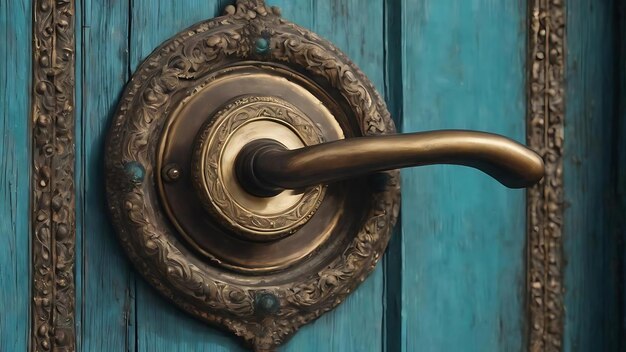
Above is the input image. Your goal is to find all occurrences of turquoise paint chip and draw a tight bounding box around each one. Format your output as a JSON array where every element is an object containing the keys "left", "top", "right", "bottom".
[{"left": 124, "top": 161, "right": 145, "bottom": 184}]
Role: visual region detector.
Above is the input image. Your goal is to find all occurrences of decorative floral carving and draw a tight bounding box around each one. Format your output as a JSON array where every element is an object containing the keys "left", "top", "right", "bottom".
[
  {"left": 31, "top": 0, "right": 76, "bottom": 351},
  {"left": 105, "top": 1, "right": 399, "bottom": 350},
  {"left": 527, "top": 0, "right": 565, "bottom": 351}
]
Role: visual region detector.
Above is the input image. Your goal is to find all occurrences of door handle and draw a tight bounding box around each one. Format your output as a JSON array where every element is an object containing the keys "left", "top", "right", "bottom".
[
  {"left": 235, "top": 130, "right": 544, "bottom": 197},
  {"left": 104, "top": 0, "right": 545, "bottom": 350}
]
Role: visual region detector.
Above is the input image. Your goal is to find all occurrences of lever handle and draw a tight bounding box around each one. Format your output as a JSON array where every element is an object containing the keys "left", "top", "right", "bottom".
[{"left": 236, "top": 130, "right": 545, "bottom": 197}]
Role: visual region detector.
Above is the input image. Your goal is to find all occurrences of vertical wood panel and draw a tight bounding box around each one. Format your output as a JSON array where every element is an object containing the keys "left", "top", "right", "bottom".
[
  {"left": 382, "top": 0, "right": 404, "bottom": 351},
  {"left": 617, "top": 1, "right": 626, "bottom": 346},
  {"left": 78, "top": 0, "right": 134, "bottom": 350},
  {"left": 400, "top": 1, "right": 527, "bottom": 350},
  {"left": 564, "top": 0, "right": 621, "bottom": 350},
  {"left": 0, "top": 0, "right": 31, "bottom": 350}
]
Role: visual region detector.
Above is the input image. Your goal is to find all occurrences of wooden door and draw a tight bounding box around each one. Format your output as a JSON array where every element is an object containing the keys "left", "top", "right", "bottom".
[{"left": 1, "top": 0, "right": 624, "bottom": 351}]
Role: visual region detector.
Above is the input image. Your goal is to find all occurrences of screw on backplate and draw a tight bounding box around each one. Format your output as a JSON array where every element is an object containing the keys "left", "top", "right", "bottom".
[
  {"left": 124, "top": 161, "right": 145, "bottom": 184},
  {"left": 163, "top": 164, "right": 181, "bottom": 183},
  {"left": 254, "top": 293, "right": 280, "bottom": 316}
]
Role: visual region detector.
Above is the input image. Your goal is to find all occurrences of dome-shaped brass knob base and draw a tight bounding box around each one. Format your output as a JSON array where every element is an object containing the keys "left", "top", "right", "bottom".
[{"left": 191, "top": 95, "right": 326, "bottom": 241}]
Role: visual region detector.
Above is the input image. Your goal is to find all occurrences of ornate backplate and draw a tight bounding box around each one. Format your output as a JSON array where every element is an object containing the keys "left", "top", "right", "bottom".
[{"left": 104, "top": 0, "right": 400, "bottom": 350}]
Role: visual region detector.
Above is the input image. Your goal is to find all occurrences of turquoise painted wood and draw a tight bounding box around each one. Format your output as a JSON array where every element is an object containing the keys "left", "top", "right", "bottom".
[
  {"left": 618, "top": 2, "right": 626, "bottom": 345},
  {"left": 564, "top": 0, "right": 623, "bottom": 350},
  {"left": 0, "top": 0, "right": 31, "bottom": 351},
  {"left": 400, "top": 1, "right": 527, "bottom": 351},
  {"left": 77, "top": 0, "right": 134, "bottom": 350}
]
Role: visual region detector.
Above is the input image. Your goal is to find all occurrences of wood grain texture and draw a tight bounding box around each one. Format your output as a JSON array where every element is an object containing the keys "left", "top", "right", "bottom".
[
  {"left": 564, "top": 0, "right": 621, "bottom": 350},
  {"left": 0, "top": 0, "right": 31, "bottom": 350},
  {"left": 400, "top": 1, "right": 527, "bottom": 351},
  {"left": 617, "top": 1, "right": 626, "bottom": 346},
  {"left": 526, "top": 1, "right": 566, "bottom": 349},
  {"left": 77, "top": 0, "right": 135, "bottom": 350}
]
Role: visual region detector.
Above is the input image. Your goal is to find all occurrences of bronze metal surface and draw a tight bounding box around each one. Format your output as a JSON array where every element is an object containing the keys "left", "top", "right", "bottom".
[
  {"left": 236, "top": 130, "right": 544, "bottom": 197},
  {"left": 156, "top": 65, "right": 352, "bottom": 270},
  {"left": 527, "top": 0, "right": 566, "bottom": 350},
  {"left": 31, "top": 0, "right": 76, "bottom": 351}
]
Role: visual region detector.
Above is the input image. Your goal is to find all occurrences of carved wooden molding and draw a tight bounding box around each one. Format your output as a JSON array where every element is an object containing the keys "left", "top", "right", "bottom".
[
  {"left": 527, "top": 0, "right": 566, "bottom": 351},
  {"left": 31, "top": 0, "right": 76, "bottom": 351}
]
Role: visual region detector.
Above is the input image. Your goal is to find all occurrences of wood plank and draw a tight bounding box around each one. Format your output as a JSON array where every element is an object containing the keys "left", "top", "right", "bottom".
[
  {"left": 564, "top": 0, "right": 621, "bottom": 349},
  {"left": 382, "top": 0, "right": 404, "bottom": 350},
  {"left": 0, "top": 0, "right": 31, "bottom": 350},
  {"left": 400, "top": 0, "right": 527, "bottom": 350},
  {"left": 78, "top": 0, "right": 135, "bottom": 350}
]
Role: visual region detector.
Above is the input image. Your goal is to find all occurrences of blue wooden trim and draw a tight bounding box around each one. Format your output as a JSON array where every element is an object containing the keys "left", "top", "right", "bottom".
[
  {"left": 382, "top": 0, "right": 404, "bottom": 351},
  {"left": 0, "top": 0, "right": 32, "bottom": 350},
  {"left": 400, "top": 1, "right": 527, "bottom": 350},
  {"left": 77, "top": 0, "right": 135, "bottom": 349},
  {"left": 617, "top": 1, "right": 626, "bottom": 345},
  {"left": 563, "top": 0, "right": 622, "bottom": 350}
]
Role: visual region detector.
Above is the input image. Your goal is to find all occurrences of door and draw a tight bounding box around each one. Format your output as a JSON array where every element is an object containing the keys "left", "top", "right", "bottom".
[{"left": 1, "top": 0, "right": 624, "bottom": 351}]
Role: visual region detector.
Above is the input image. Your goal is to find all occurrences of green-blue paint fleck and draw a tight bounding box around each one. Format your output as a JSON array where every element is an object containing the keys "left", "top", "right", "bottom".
[
  {"left": 255, "top": 37, "right": 270, "bottom": 54},
  {"left": 255, "top": 293, "right": 280, "bottom": 315},
  {"left": 125, "top": 162, "right": 145, "bottom": 184}
]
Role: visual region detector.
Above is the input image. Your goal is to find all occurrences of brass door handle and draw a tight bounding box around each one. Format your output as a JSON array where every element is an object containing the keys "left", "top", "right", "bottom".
[
  {"left": 236, "top": 130, "right": 544, "bottom": 197},
  {"left": 104, "top": 1, "right": 546, "bottom": 350}
]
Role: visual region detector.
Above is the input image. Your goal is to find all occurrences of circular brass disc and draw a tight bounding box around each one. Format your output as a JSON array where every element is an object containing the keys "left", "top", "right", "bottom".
[
  {"left": 104, "top": 3, "right": 399, "bottom": 351},
  {"left": 156, "top": 65, "right": 361, "bottom": 272},
  {"left": 191, "top": 96, "right": 326, "bottom": 241}
]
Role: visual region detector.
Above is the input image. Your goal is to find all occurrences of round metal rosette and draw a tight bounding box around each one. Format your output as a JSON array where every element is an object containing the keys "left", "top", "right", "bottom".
[{"left": 104, "top": 1, "right": 399, "bottom": 350}]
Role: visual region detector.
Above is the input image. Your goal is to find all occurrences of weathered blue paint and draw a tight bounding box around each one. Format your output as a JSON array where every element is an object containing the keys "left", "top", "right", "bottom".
[
  {"left": 77, "top": 0, "right": 135, "bottom": 350},
  {"left": 564, "top": 0, "right": 622, "bottom": 350},
  {"left": 618, "top": 2, "right": 626, "bottom": 345},
  {"left": 399, "top": 1, "right": 527, "bottom": 351},
  {"left": 0, "top": 0, "right": 31, "bottom": 351},
  {"left": 382, "top": 0, "right": 404, "bottom": 351}
]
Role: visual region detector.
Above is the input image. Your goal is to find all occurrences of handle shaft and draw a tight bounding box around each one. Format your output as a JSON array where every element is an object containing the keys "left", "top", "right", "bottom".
[{"left": 236, "top": 130, "right": 545, "bottom": 197}]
